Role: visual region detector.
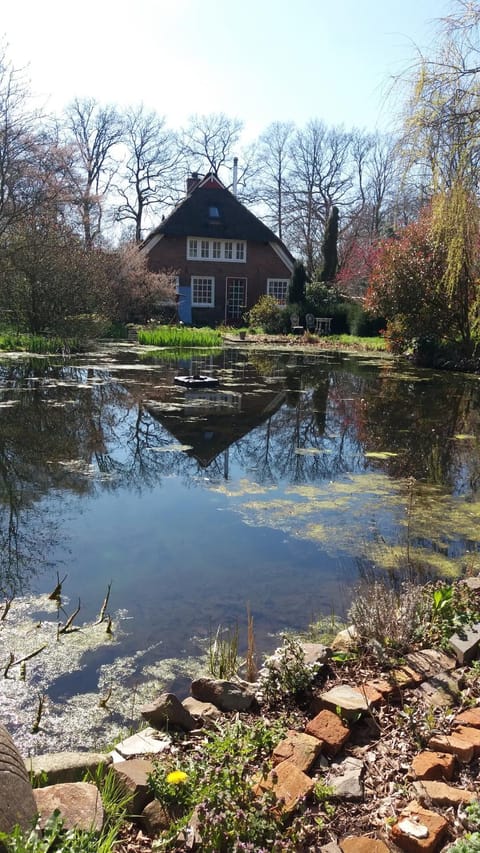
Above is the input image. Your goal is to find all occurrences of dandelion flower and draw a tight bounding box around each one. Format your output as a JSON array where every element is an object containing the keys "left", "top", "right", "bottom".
[{"left": 166, "top": 770, "right": 188, "bottom": 785}]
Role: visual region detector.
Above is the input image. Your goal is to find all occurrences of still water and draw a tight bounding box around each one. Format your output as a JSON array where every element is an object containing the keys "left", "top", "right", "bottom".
[{"left": 1, "top": 344, "right": 480, "bottom": 751}]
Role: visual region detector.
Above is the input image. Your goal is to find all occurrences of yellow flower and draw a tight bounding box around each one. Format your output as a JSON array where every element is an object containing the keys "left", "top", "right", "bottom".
[{"left": 166, "top": 770, "right": 188, "bottom": 785}]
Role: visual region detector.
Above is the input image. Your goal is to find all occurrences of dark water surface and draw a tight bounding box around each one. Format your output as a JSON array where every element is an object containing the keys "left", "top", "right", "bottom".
[{"left": 1, "top": 344, "right": 480, "bottom": 750}]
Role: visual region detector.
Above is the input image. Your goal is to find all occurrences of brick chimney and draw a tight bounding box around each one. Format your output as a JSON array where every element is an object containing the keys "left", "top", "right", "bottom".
[{"left": 186, "top": 172, "right": 201, "bottom": 194}]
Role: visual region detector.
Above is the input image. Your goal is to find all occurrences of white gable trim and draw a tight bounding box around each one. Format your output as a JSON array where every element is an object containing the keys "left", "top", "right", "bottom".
[
  {"left": 269, "top": 241, "right": 294, "bottom": 274},
  {"left": 140, "top": 233, "right": 164, "bottom": 255}
]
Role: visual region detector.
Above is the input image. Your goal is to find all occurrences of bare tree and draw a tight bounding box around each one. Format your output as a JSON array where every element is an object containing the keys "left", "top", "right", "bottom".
[
  {"left": 180, "top": 112, "right": 243, "bottom": 179},
  {"left": 251, "top": 121, "right": 295, "bottom": 239},
  {"left": 114, "top": 105, "right": 181, "bottom": 241},
  {"left": 60, "top": 98, "right": 124, "bottom": 247}
]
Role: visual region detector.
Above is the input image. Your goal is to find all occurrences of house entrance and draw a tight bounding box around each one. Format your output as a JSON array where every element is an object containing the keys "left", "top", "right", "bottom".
[{"left": 225, "top": 278, "right": 247, "bottom": 322}]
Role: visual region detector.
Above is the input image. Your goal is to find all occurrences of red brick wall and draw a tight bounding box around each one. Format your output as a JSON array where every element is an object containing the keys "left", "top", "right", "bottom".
[{"left": 147, "top": 236, "right": 292, "bottom": 324}]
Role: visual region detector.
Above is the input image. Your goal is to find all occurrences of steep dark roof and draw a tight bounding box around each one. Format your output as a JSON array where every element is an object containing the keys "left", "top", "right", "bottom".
[{"left": 144, "top": 174, "right": 294, "bottom": 261}]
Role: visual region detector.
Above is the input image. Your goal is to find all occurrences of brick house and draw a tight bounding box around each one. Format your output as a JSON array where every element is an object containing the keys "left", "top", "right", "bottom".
[{"left": 141, "top": 172, "right": 295, "bottom": 325}]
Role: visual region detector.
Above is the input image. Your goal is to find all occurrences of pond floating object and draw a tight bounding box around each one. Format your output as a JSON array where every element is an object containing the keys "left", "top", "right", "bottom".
[{"left": 174, "top": 374, "right": 219, "bottom": 388}]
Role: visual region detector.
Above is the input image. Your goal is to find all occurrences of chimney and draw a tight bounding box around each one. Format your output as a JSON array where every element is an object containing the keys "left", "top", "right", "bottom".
[
  {"left": 232, "top": 157, "right": 238, "bottom": 196},
  {"left": 186, "top": 172, "right": 201, "bottom": 194}
]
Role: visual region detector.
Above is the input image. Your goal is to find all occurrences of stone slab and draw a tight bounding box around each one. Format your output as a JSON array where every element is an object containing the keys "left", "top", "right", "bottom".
[
  {"left": 113, "top": 729, "right": 171, "bottom": 758},
  {"left": 26, "top": 751, "right": 112, "bottom": 785},
  {"left": 252, "top": 759, "right": 314, "bottom": 813},
  {"left": 340, "top": 839, "right": 390, "bottom": 853},
  {"left": 428, "top": 732, "right": 474, "bottom": 763},
  {"left": 300, "top": 642, "right": 330, "bottom": 665},
  {"left": 272, "top": 730, "right": 322, "bottom": 772},
  {"left": 455, "top": 707, "right": 480, "bottom": 728},
  {"left": 449, "top": 623, "right": 480, "bottom": 665},
  {"left": 306, "top": 709, "right": 350, "bottom": 756},
  {"left": 405, "top": 648, "right": 457, "bottom": 678},
  {"left": 391, "top": 800, "right": 448, "bottom": 852},
  {"left": 414, "top": 779, "right": 476, "bottom": 807},
  {"left": 319, "top": 684, "right": 369, "bottom": 718},
  {"left": 328, "top": 756, "right": 364, "bottom": 800},
  {"left": 111, "top": 758, "right": 154, "bottom": 815},
  {"left": 416, "top": 670, "right": 463, "bottom": 708},
  {"left": 411, "top": 751, "right": 455, "bottom": 781}
]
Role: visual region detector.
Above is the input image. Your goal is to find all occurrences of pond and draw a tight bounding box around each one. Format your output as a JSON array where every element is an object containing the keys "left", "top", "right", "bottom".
[{"left": 1, "top": 344, "right": 480, "bottom": 753}]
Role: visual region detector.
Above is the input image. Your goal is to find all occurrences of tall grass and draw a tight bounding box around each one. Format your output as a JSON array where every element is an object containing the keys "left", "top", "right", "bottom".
[
  {"left": 0, "top": 332, "right": 82, "bottom": 353},
  {"left": 137, "top": 325, "right": 222, "bottom": 348},
  {"left": 328, "top": 334, "right": 386, "bottom": 351}
]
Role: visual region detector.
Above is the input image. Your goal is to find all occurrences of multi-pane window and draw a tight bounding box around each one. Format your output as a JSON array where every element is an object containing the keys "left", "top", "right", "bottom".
[
  {"left": 267, "top": 278, "right": 290, "bottom": 305},
  {"left": 187, "top": 237, "right": 246, "bottom": 262},
  {"left": 191, "top": 276, "right": 215, "bottom": 307}
]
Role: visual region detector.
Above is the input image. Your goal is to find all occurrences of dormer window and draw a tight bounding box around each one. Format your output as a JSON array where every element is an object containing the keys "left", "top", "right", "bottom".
[
  {"left": 209, "top": 206, "right": 220, "bottom": 219},
  {"left": 187, "top": 237, "right": 246, "bottom": 262}
]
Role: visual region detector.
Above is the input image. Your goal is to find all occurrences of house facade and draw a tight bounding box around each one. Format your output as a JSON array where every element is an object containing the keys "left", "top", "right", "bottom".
[{"left": 142, "top": 173, "right": 294, "bottom": 326}]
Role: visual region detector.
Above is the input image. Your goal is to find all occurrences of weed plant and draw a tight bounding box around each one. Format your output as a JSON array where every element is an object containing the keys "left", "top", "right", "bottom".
[
  {"left": 137, "top": 325, "right": 222, "bottom": 348},
  {"left": 148, "top": 717, "right": 296, "bottom": 851}
]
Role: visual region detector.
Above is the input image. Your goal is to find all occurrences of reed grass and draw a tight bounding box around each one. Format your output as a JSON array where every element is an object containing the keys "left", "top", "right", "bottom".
[
  {"left": 137, "top": 325, "right": 222, "bottom": 347},
  {"left": 0, "top": 332, "right": 81, "bottom": 353},
  {"left": 208, "top": 623, "right": 239, "bottom": 678}
]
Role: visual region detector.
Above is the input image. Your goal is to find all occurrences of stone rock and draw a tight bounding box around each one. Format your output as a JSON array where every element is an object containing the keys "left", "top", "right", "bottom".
[
  {"left": 320, "top": 843, "right": 343, "bottom": 853},
  {"left": 340, "top": 838, "right": 390, "bottom": 852},
  {"left": 411, "top": 751, "right": 455, "bottom": 781},
  {"left": 414, "top": 779, "right": 476, "bottom": 807},
  {"left": 191, "top": 677, "right": 254, "bottom": 712},
  {"left": 455, "top": 706, "right": 480, "bottom": 728},
  {"left": 331, "top": 626, "right": 357, "bottom": 652},
  {"left": 405, "top": 648, "right": 457, "bottom": 678},
  {"left": 318, "top": 684, "right": 369, "bottom": 719},
  {"left": 305, "top": 709, "right": 350, "bottom": 756},
  {"left": 328, "top": 757, "right": 364, "bottom": 800},
  {"left": 26, "top": 751, "right": 112, "bottom": 785},
  {"left": 390, "top": 665, "right": 424, "bottom": 688},
  {"left": 300, "top": 642, "right": 330, "bottom": 665},
  {"left": 449, "top": 623, "right": 480, "bottom": 665},
  {"left": 365, "top": 677, "right": 401, "bottom": 701},
  {"left": 461, "top": 576, "right": 480, "bottom": 592},
  {"left": 0, "top": 723, "right": 37, "bottom": 834},
  {"left": 416, "top": 670, "right": 463, "bottom": 708},
  {"left": 112, "top": 728, "right": 171, "bottom": 759},
  {"left": 34, "top": 782, "right": 104, "bottom": 832},
  {"left": 391, "top": 799, "right": 449, "bottom": 853},
  {"left": 111, "top": 758, "right": 154, "bottom": 815},
  {"left": 140, "top": 693, "right": 197, "bottom": 731},
  {"left": 272, "top": 730, "right": 322, "bottom": 772},
  {"left": 252, "top": 759, "right": 314, "bottom": 813},
  {"left": 139, "top": 799, "right": 180, "bottom": 836},
  {"left": 428, "top": 732, "right": 475, "bottom": 763},
  {"left": 454, "top": 725, "right": 480, "bottom": 757},
  {"left": 182, "top": 696, "right": 222, "bottom": 724}
]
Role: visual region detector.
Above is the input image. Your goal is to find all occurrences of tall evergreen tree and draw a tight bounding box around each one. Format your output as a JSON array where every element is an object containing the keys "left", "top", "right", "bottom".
[
  {"left": 288, "top": 260, "right": 307, "bottom": 305},
  {"left": 320, "top": 206, "right": 339, "bottom": 282}
]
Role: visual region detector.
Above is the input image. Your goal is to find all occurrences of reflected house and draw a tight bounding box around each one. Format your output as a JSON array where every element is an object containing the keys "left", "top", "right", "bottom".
[
  {"left": 141, "top": 170, "right": 295, "bottom": 325},
  {"left": 145, "top": 384, "right": 286, "bottom": 469}
]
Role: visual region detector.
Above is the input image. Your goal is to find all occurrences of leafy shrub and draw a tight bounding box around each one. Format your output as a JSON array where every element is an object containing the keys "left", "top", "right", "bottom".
[
  {"left": 247, "top": 296, "right": 286, "bottom": 334},
  {"left": 257, "top": 634, "right": 322, "bottom": 706}
]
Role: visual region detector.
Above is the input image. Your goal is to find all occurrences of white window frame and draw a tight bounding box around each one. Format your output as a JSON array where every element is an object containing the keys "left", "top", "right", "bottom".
[
  {"left": 186, "top": 237, "right": 246, "bottom": 263},
  {"left": 191, "top": 276, "right": 215, "bottom": 307},
  {"left": 267, "top": 278, "right": 290, "bottom": 305}
]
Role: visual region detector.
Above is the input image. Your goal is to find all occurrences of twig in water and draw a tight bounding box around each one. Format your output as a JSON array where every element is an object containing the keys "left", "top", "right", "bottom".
[
  {"left": 31, "top": 694, "right": 46, "bottom": 733},
  {"left": 96, "top": 582, "right": 112, "bottom": 624},
  {"left": 105, "top": 615, "right": 113, "bottom": 635},
  {"left": 3, "top": 652, "right": 14, "bottom": 678},
  {"left": 0, "top": 596, "right": 13, "bottom": 621},
  {"left": 58, "top": 599, "right": 81, "bottom": 634},
  {"left": 4, "top": 645, "right": 48, "bottom": 677},
  {"left": 99, "top": 686, "right": 112, "bottom": 708}
]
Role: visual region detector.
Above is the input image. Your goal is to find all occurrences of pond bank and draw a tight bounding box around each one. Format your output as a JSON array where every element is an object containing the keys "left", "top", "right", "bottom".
[{"left": 6, "top": 575, "right": 480, "bottom": 852}]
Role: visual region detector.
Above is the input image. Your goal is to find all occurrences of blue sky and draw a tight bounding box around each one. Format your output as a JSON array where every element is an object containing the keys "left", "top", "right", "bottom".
[{"left": 2, "top": 0, "right": 450, "bottom": 139}]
